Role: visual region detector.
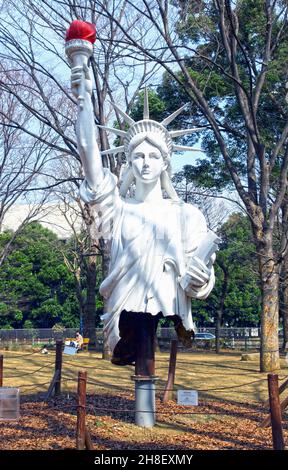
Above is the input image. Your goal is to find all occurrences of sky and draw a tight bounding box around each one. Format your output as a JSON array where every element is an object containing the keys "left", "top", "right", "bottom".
[
  {"left": 171, "top": 151, "right": 199, "bottom": 174},
  {"left": 0, "top": 3, "right": 239, "bottom": 238}
]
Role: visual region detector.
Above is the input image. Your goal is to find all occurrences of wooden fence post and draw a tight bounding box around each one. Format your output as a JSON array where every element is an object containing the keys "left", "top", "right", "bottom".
[
  {"left": 268, "top": 374, "right": 285, "bottom": 450},
  {"left": 0, "top": 355, "right": 3, "bottom": 387},
  {"left": 264, "top": 377, "right": 288, "bottom": 407},
  {"left": 260, "top": 393, "right": 288, "bottom": 428},
  {"left": 162, "top": 340, "right": 178, "bottom": 403},
  {"left": 76, "top": 370, "right": 87, "bottom": 450},
  {"left": 54, "top": 340, "right": 63, "bottom": 396},
  {"left": 45, "top": 370, "right": 60, "bottom": 402},
  {"left": 85, "top": 428, "right": 94, "bottom": 450}
]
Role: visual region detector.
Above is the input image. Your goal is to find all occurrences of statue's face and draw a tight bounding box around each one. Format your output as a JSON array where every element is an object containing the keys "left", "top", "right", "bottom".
[{"left": 130, "top": 140, "right": 167, "bottom": 183}]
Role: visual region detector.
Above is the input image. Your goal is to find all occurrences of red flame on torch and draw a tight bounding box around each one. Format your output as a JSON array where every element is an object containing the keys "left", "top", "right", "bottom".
[{"left": 65, "top": 20, "right": 96, "bottom": 44}]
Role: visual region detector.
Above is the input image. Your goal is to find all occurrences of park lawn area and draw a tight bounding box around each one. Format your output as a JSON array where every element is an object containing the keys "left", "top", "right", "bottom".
[{"left": 0, "top": 348, "right": 287, "bottom": 450}]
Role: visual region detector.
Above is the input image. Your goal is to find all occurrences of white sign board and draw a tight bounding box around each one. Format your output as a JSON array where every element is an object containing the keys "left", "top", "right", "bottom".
[
  {"left": 63, "top": 345, "right": 77, "bottom": 355},
  {"left": 177, "top": 390, "right": 198, "bottom": 406},
  {"left": 0, "top": 387, "right": 20, "bottom": 421}
]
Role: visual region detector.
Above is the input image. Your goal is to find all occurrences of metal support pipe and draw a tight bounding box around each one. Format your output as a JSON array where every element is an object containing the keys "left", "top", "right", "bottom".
[
  {"left": 132, "top": 375, "right": 158, "bottom": 427},
  {"left": 132, "top": 312, "right": 160, "bottom": 427}
]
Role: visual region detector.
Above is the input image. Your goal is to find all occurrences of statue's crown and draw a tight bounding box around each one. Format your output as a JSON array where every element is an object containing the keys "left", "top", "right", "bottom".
[{"left": 98, "top": 88, "right": 203, "bottom": 157}]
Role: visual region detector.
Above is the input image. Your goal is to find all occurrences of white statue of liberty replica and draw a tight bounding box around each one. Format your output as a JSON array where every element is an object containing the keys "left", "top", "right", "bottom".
[{"left": 65, "top": 20, "right": 218, "bottom": 427}]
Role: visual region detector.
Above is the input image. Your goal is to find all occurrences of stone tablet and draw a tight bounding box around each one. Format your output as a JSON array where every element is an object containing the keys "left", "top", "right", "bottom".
[
  {"left": 0, "top": 387, "right": 20, "bottom": 421},
  {"left": 177, "top": 389, "right": 198, "bottom": 406}
]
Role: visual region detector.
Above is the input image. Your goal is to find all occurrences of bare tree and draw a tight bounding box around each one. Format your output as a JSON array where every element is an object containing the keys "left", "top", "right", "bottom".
[
  {"left": 173, "top": 173, "right": 234, "bottom": 231},
  {"left": 3, "top": 0, "right": 285, "bottom": 371},
  {"left": 279, "top": 194, "right": 288, "bottom": 350},
  {"left": 0, "top": 82, "right": 53, "bottom": 266},
  {"left": 0, "top": 0, "right": 160, "bottom": 348},
  {"left": 173, "top": 170, "right": 236, "bottom": 352},
  {"left": 52, "top": 163, "right": 102, "bottom": 349},
  {"left": 86, "top": 0, "right": 288, "bottom": 372}
]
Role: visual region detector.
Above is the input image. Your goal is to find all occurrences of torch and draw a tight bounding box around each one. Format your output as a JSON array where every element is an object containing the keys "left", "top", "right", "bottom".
[{"left": 65, "top": 20, "right": 96, "bottom": 110}]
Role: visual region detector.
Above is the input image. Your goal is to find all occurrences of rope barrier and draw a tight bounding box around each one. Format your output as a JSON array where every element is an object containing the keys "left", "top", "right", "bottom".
[
  {"left": 28, "top": 384, "right": 266, "bottom": 409},
  {"left": 37, "top": 400, "right": 250, "bottom": 418},
  {"left": 86, "top": 404, "right": 240, "bottom": 417},
  {"left": 1, "top": 349, "right": 43, "bottom": 358},
  {"left": 4, "top": 361, "right": 55, "bottom": 379},
  {"left": 15, "top": 378, "right": 278, "bottom": 424},
  {"left": 58, "top": 379, "right": 267, "bottom": 397},
  {"left": 3, "top": 353, "right": 287, "bottom": 398},
  {"left": 61, "top": 360, "right": 288, "bottom": 384},
  {"left": 62, "top": 361, "right": 110, "bottom": 370},
  {"left": 81, "top": 376, "right": 270, "bottom": 393},
  {"left": 3, "top": 370, "right": 285, "bottom": 395},
  {"left": 3, "top": 348, "right": 281, "bottom": 451},
  {"left": 18, "top": 381, "right": 52, "bottom": 390},
  {"left": 196, "top": 377, "right": 270, "bottom": 392}
]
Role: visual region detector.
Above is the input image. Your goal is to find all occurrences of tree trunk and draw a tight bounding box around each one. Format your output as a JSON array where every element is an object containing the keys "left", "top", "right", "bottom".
[
  {"left": 215, "top": 312, "right": 222, "bottom": 354},
  {"left": 280, "top": 251, "right": 288, "bottom": 351},
  {"left": 74, "top": 268, "right": 85, "bottom": 333},
  {"left": 258, "top": 240, "right": 280, "bottom": 372},
  {"left": 280, "top": 197, "right": 288, "bottom": 351},
  {"left": 100, "top": 239, "right": 112, "bottom": 360},
  {"left": 215, "top": 260, "right": 229, "bottom": 354},
  {"left": 83, "top": 253, "right": 97, "bottom": 348}
]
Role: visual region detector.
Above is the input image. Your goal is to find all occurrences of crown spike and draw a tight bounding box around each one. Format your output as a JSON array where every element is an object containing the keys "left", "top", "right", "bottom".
[
  {"left": 173, "top": 145, "right": 203, "bottom": 152},
  {"left": 170, "top": 128, "right": 203, "bottom": 138},
  {"left": 143, "top": 87, "right": 149, "bottom": 119},
  {"left": 161, "top": 104, "right": 188, "bottom": 127},
  {"left": 97, "top": 125, "right": 127, "bottom": 137},
  {"left": 110, "top": 102, "right": 135, "bottom": 126},
  {"left": 101, "top": 146, "right": 125, "bottom": 156}
]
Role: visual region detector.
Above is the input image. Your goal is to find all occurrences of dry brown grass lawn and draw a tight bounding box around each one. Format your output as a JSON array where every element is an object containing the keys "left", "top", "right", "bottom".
[
  {"left": 2, "top": 348, "right": 287, "bottom": 401},
  {"left": 0, "top": 348, "right": 287, "bottom": 450}
]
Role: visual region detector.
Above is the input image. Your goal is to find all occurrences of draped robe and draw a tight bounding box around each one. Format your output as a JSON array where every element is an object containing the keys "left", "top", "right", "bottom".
[{"left": 80, "top": 169, "right": 215, "bottom": 352}]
